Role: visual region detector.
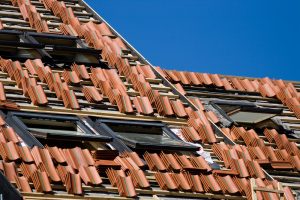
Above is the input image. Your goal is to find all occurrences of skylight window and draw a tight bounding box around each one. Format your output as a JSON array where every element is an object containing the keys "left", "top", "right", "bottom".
[
  {"left": 6, "top": 111, "right": 112, "bottom": 148},
  {"left": 228, "top": 111, "right": 276, "bottom": 124},
  {"left": 211, "top": 100, "right": 282, "bottom": 127},
  {"left": 96, "top": 119, "right": 198, "bottom": 151}
]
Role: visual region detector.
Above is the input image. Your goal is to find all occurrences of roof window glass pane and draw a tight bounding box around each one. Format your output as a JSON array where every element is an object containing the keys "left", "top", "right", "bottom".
[{"left": 229, "top": 111, "right": 276, "bottom": 124}]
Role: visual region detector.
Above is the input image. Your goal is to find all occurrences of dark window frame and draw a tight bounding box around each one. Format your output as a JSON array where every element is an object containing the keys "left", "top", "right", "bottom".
[
  {"left": 6, "top": 111, "right": 112, "bottom": 148},
  {"left": 94, "top": 118, "right": 199, "bottom": 152},
  {"left": 210, "top": 99, "right": 283, "bottom": 127}
]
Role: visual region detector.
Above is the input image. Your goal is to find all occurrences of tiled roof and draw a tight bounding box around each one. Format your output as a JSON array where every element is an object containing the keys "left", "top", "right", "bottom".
[{"left": 0, "top": 0, "right": 298, "bottom": 200}]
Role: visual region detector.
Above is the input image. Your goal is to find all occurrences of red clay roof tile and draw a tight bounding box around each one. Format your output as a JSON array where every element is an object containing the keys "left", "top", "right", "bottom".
[
  {"left": 47, "top": 146, "right": 67, "bottom": 164},
  {"left": 181, "top": 126, "right": 201, "bottom": 142},
  {"left": 62, "top": 70, "right": 81, "bottom": 85},
  {"left": 0, "top": 142, "right": 20, "bottom": 161},
  {"left": 39, "top": 148, "right": 61, "bottom": 182},
  {"left": 128, "top": 169, "right": 150, "bottom": 188},
  {"left": 155, "top": 172, "right": 178, "bottom": 191},
  {"left": 3, "top": 127, "right": 20, "bottom": 143},
  {"left": 144, "top": 152, "right": 166, "bottom": 171},
  {"left": 184, "top": 173, "right": 204, "bottom": 193},
  {"left": 171, "top": 99, "right": 187, "bottom": 118},
  {"left": 3, "top": 161, "right": 17, "bottom": 182},
  {"left": 79, "top": 166, "right": 102, "bottom": 185},
  {"left": 65, "top": 172, "right": 82, "bottom": 195},
  {"left": 31, "top": 170, "right": 52, "bottom": 193},
  {"left": 116, "top": 175, "right": 137, "bottom": 197},
  {"left": 160, "top": 152, "right": 181, "bottom": 171},
  {"left": 0, "top": 82, "right": 6, "bottom": 101},
  {"left": 17, "top": 146, "right": 34, "bottom": 163},
  {"left": 15, "top": 176, "right": 32, "bottom": 193}
]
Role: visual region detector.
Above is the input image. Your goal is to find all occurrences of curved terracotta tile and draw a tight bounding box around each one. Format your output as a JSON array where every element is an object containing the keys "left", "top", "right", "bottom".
[
  {"left": 136, "top": 65, "right": 156, "bottom": 79},
  {"left": 174, "top": 154, "right": 194, "bottom": 170},
  {"left": 165, "top": 70, "right": 180, "bottom": 82},
  {"left": 3, "top": 162, "right": 17, "bottom": 182},
  {"left": 31, "top": 146, "right": 43, "bottom": 166},
  {"left": 200, "top": 174, "right": 222, "bottom": 193},
  {"left": 190, "top": 156, "right": 212, "bottom": 172},
  {"left": 3, "top": 127, "right": 19, "bottom": 143},
  {"left": 263, "top": 129, "right": 278, "bottom": 143},
  {"left": 115, "top": 156, "right": 140, "bottom": 171},
  {"left": 121, "top": 152, "right": 145, "bottom": 168},
  {"left": 222, "top": 78, "right": 234, "bottom": 90},
  {"left": 171, "top": 99, "right": 187, "bottom": 118},
  {"left": 229, "top": 77, "right": 245, "bottom": 91},
  {"left": 62, "top": 89, "right": 80, "bottom": 110},
  {"left": 181, "top": 126, "right": 201, "bottom": 142},
  {"left": 216, "top": 175, "right": 239, "bottom": 194},
  {"left": 0, "top": 142, "right": 20, "bottom": 161},
  {"left": 31, "top": 170, "right": 52, "bottom": 193},
  {"left": 205, "top": 110, "right": 219, "bottom": 124},
  {"left": 81, "top": 149, "right": 95, "bottom": 166},
  {"left": 176, "top": 71, "right": 190, "bottom": 85},
  {"left": 144, "top": 152, "right": 166, "bottom": 171},
  {"left": 66, "top": 147, "right": 88, "bottom": 170},
  {"left": 240, "top": 79, "right": 256, "bottom": 92},
  {"left": 189, "top": 98, "right": 205, "bottom": 110},
  {"left": 259, "top": 83, "right": 276, "bottom": 97},
  {"left": 115, "top": 93, "right": 134, "bottom": 114},
  {"left": 60, "top": 24, "right": 79, "bottom": 37},
  {"left": 116, "top": 175, "right": 137, "bottom": 197},
  {"left": 246, "top": 160, "right": 265, "bottom": 179},
  {"left": 62, "top": 70, "right": 81, "bottom": 85},
  {"left": 248, "top": 146, "right": 268, "bottom": 161},
  {"left": 57, "top": 164, "right": 75, "bottom": 183},
  {"left": 128, "top": 169, "right": 150, "bottom": 188},
  {"left": 231, "top": 159, "right": 250, "bottom": 178},
  {"left": 28, "top": 85, "right": 48, "bottom": 106},
  {"left": 79, "top": 166, "right": 102, "bottom": 185},
  {"left": 171, "top": 172, "right": 191, "bottom": 191},
  {"left": 155, "top": 172, "right": 178, "bottom": 190},
  {"left": 46, "top": 72, "right": 61, "bottom": 92},
  {"left": 36, "top": 65, "right": 52, "bottom": 83},
  {"left": 20, "top": 163, "right": 37, "bottom": 181},
  {"left": 186, "top": 72, "right": 202, "bottom": 85},
  {"left": 65, "top": 172, "right": 82, "bottom": 195},
  {"left": 98, "top": 22, "right": 113, "bottom": 36},
  {"left": 24, "top": 59, "right": 41, "bottom": 75},
  {"left": 174, "top": 83, "right": 186, "bottom": 95},
  {"left": 289, "top": 156, "right": 300, "bottom": 171},
  {"left": 210, "top": 74, "right": 224, "bottom": 87},
  {"left": 197, "top": 73, "right": 213, "bottom": 85},
  {"left": 47, "top": 146, "right": 66, "bottom": 164},
  {"left": 184, "top": 173, "right": 204, "bottom": 193},
  {"left": 0, "top": 82, "right": 6, "bottom": 101},
  {"left": 106, "top": 168, "right": 126, "bottom": 187},
  {"left": 17, "top": 146, "right": 34, "bottom": 163},
  {"left": 39, "top": 148, "right": 60, "bottom": 182},
  {"left": 132, "top": 96, "right": 154, "bottom": 115},
  {"left": 160, "top": 152, "right": 181, "bottom": 171},
  {"left": 82, "top": 86, "right": 103, "bottom": 103},
  {"left": 283, "top": 186, "right": 296, "bottom": 200},
  {"left": 15, "top": 176, "right": 32, "bottom": 193}
]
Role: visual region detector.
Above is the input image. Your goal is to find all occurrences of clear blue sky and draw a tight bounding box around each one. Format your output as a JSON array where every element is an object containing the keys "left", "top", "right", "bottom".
[{"left": 85, "top": 0, "right": 300, "bottom": 81}]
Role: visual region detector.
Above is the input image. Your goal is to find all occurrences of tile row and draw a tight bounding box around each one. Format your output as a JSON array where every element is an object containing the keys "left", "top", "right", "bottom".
[{"left": 163, "top": 69, "right": 300, "bottom": 120}]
